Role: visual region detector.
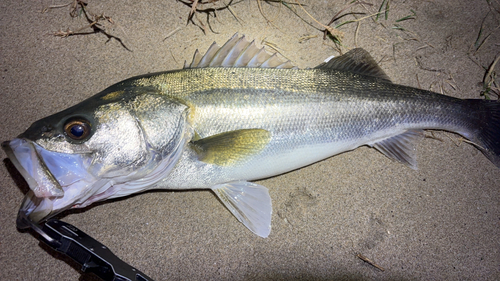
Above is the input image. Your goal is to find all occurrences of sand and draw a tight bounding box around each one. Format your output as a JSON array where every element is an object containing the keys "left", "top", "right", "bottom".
[{"left": 1, "top": 0, "right": 499, "bottom": 280}]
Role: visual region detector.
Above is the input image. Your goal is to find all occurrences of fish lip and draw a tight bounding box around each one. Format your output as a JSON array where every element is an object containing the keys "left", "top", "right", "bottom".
[
  {"left": 2, "top": 139, "right": 64, "bottom": 224},
  {"left": 3, "top": 139, "right": 64, "bottom": 196},
  {"left": 16, "top": 191, "right": 53, "bottom": 229},
  {"left": 2, "top": 140, "right": 40, "bottom": 191},
  {"left": 16, "top": 208, "right": 32, "bottom": 230},
  {"left": 3, "top": 140, "right": 36, "bottom": 229}
]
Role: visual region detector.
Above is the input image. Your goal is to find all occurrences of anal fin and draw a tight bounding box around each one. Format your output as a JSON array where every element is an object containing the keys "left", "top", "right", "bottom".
[
  {"left": 370, "top": 130, "right": 424, "bottom": 169},
  {"left": 212, "top": 181, "right": 272, "bottom": 238}
]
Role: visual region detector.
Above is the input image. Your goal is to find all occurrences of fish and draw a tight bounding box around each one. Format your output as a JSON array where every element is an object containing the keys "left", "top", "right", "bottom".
[{"left": 2, "top": 33, "right": 500, "bottom": 238}]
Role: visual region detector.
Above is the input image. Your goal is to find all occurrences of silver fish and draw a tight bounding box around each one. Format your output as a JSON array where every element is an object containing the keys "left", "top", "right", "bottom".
[{"left": 3, "top": 34, "right": 499, "bottom": 237}]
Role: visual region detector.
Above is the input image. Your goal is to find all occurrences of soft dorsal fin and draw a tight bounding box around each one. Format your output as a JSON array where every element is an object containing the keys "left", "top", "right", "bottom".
[
  {"left": 184, "top": 33, "right": 296, "bottom": 69},
  {"left": 315, "top": 48, "right": 391, "bottom": 83},
  {"left": 191, "top": 129, "right": 271, "bottom": 166}
]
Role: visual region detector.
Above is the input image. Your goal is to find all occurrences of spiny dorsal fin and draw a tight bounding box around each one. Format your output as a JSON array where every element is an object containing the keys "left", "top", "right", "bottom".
[
  {"left": 315, "top": 48, "right": 391, "bottom": 83},
  {"left": 191, "top": 129, "right": 271, "bottom": 166},
  {"left": 369, "top": 130, "right": 424, "bottom": 170},
  {"left": 184, "top": 33, "right": 296, "bottom": 69}
]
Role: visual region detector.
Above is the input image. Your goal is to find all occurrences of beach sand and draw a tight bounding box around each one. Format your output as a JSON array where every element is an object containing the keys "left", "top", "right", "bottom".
[{"left": 1, "top": 0, "right": 499, "bottom": 280}]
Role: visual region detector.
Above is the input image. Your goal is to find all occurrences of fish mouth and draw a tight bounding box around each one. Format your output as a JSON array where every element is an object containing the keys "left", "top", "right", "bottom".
[
  {"left": 4, "top": 130, "right": 185, "bottom": 229},
  {"left": 16, "top": 191, "right": 55, "bottom": 229},
  {"left": 2, "top": 139, "right": 94, "bottom": 228}
]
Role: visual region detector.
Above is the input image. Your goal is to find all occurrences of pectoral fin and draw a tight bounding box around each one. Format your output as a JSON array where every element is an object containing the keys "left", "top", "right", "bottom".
[
  {"left": 192, "top": 129, "right": 271, "bottom": 166},
  {"left": 212, "top": 181, "right": 272, "bottom": 238}
]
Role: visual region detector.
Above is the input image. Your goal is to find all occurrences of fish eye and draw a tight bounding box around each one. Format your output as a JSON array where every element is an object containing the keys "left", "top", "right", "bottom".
[{"left": 63, "top": 118, "right": 91, "bottom": 141}]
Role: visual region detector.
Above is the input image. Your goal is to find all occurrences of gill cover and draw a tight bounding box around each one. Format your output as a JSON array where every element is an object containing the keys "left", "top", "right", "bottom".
[{"left": 5, "top": 87, "right": 190, "bottom": 224}]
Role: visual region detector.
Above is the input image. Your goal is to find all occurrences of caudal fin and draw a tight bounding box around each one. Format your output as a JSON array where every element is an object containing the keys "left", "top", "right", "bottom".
[{"left": 467, "top": 99, "right": 500, "bottom": 168}]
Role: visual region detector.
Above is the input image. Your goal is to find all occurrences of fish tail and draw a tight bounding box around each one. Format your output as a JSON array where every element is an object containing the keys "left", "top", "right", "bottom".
[{"left": 465, "top": 99, "right": 500, "bottom": 168}]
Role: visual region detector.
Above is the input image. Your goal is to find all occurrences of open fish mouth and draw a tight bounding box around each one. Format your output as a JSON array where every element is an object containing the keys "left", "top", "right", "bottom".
[
  {"left": 16, "top": 191, "right": 54, "bottom": 229},
  {"left": 2, "top": 139, "right": 95, "bottom": 228}
]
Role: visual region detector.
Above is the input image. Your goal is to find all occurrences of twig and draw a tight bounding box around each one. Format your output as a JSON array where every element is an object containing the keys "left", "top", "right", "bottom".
[
  {"left": 163, "top": 27, "right": 182, "bottom": 42},
  {"left": 41, "top": 1, "right": 72, "bottom": 13},
  {"left": 48, "top": 0, "right": 131, "bottom": 51},
  {"left": 357, "top": 253, "right": 385, "bottom": 271},
  {"left": 223, "top": 0, "right": 243, "bottom": 24},
  {"left": 294, "top": 0, "right": 344, "bottom": 40},
  {"left": 257, "top": 0, "right": 283, "bottom": 30},
  {"left": 298, "top": 34, "right": 317, "bottom": 43},
  {"left": 326, "top": 1, "right": 371, "bottom": 26},
  {"left": 189, "top": 0, "right": 200, "bottom": 19},
  {"left": 481, "top": 54, "right": 500, "bottom": 99},
  {"left": 444, "top": 134, "right": 487, "bottom": 151}
]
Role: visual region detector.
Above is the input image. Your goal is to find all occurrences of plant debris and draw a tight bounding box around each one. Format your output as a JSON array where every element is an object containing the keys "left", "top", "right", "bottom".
[
  {"left": 357, "top": 253, "right": 385, "bottom": 272},
  {"left": 178, "top": 0, "right": 242, "bottom": 34},
  {"left": 43, "top": 0, "right": 131, "bottom": 51},
  {"left": 481, "top": 55, "right": 500, "bottom": 100}
]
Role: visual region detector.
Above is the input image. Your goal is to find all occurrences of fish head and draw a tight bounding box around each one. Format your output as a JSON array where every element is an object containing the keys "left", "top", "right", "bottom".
[{"left": 3, "top": 86, "right": 190, "bottom": 227}]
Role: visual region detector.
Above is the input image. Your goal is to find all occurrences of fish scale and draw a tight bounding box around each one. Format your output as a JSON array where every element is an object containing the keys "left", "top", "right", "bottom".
[{"left": 135, "top": 68, "right": 463, "bottom": 140}]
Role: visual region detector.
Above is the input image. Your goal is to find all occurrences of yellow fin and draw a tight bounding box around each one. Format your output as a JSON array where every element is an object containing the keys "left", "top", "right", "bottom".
[
  {"left": 192, "top": 131, "right": 202, "bottom": 141},
  {"left": 192, "top": 129, "right": 271, "bottom": 166}
]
